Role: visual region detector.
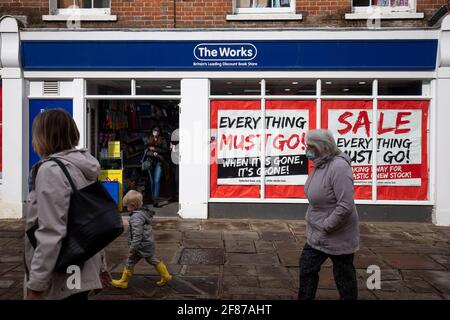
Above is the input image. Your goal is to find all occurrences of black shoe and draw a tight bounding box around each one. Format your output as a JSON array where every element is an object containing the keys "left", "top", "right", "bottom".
[{"left": 153, "top": 202, "right": 160, "bottom": 208}]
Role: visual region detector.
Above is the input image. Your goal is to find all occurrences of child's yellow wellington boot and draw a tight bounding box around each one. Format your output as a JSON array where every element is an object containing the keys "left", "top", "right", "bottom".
[
  {"left": 155, "top": 261, "right": 172, "bottom": 286},
  {"left": 111, "top": 267, "right": 133, "bottom": 289}
]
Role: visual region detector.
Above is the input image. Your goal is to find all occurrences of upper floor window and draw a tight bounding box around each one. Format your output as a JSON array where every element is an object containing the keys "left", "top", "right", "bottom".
[
  {"left": 45, "top": 0, "right": 116, "bottom": 21},
  {"left": 352, "top": 0, "right": 416, "bottom": 13},
  {"left": 235, "top": 0, "right": 295, "bottom": 14}
]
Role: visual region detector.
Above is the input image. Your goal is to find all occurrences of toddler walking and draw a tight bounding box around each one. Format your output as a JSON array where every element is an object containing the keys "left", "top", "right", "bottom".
[{"left": 112, "top": 190, "right": 172, "bottom": 289}]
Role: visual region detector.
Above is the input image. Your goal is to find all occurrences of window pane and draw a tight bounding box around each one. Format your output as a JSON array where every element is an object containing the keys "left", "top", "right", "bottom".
[
  {"left": 86, "top": 80, "right": 131, "bottom": 95},
  {"left": 372, "top": 0, "right": 409, "bottom": 6},
  {"left": 210, "top": 79, "right": 261, "bottom": 96},
  {"left": 265, "top": 79, "right": 316, "bottom": 95},
  {"left": 57, "top": 0, "right": 75, "bottom": 8},
  {"left": 236, "top": 0, "right": 290, "bottom": 8},
  {"left": 135, "top": 80, "right": 180, "bottom": 95},
  {"left": 321, "top": 80, "right": 372, "bottom": 95},
  {"left": 353, "top": 0, "right": 371, "bottom": 6},
  {"left": 378, "top": 80, "right": 422, "bottom": 95},
  {"left": 94, "top": 0, "right": 110, "bottom": 8}
]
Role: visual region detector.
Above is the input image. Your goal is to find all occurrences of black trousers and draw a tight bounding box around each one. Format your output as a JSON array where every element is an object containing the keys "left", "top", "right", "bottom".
[{"left": 298, "top": 243, "right": 358, "bottom": 300}]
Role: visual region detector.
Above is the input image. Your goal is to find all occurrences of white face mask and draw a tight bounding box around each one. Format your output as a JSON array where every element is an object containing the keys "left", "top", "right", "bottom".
[{"left": 152, "top": 131, "right": 159, "bottom": 137}]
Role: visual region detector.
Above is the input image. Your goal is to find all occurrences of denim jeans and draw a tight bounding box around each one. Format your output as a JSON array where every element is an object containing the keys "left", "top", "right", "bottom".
[
  {"left": 298, "top": 243, "right": 358, "bottom": 300},
  {"left": 148, "top": 162, "right": 162, "bottom": 201}
]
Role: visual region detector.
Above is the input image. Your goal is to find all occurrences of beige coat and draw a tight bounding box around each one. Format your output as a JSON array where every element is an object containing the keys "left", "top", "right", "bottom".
[{"left": 24, "top": 149, "right": 107, "bottom": 300}]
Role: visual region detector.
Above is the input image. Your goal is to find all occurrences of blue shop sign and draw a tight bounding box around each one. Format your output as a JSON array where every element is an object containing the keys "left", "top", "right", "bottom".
[{"left": 21, "top": 39, "right": 438, "bottom": 71}]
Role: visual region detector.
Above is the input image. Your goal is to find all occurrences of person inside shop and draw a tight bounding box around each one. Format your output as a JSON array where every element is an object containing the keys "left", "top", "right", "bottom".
[
  {"left": 145, "top": 126, "right": 168, "bottom": 208},
  {"left": 169, "top": 129, "right": 179, "bottom": 202},
  {"left": 299, "top": 129, "right": 360, "bottom": 300}
]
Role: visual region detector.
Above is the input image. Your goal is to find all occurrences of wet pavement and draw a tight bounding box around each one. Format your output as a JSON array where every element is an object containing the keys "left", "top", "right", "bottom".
[{"left": 0, "top": 218, "right": 449, "bottom": 300}]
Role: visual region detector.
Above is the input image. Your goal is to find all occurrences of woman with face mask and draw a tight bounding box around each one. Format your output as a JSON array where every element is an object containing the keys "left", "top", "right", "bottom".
[
  {"left": 299, "top": 129, "right": 360, "bottom": 300},
  {"left": 145, "top": 126, "right": 168, "bottom": 207}
]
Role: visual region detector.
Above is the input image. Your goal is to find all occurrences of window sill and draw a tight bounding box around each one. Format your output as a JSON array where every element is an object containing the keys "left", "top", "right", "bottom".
[
  {"left": 345, "top": 12, "right": 424, "bottom": 20},
  {"left": 42, "top": 14, "right": 117, "bottom": 22},
  {"left": 226, "top": 13, "right": 303, "bottom": 21}
]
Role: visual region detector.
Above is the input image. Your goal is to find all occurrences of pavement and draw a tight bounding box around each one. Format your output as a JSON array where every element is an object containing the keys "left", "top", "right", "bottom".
[{"left": 0, "top": 218, "right": 450, "bottom": 300}]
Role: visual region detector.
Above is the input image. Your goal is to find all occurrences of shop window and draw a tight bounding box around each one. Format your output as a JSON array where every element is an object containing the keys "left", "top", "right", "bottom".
[
  {"left": 378, "top": 80, "right": 423, "bottom": 95},
  {"left": 210, "top": 79, "right": 262, "bottom": 96},
  {"left": 136, "top": 80, "right": 180, "bottom": 96},
  {"left": 86, "top": 80, "right": 131, "bottom": 96},
  {"left": 265, "top": 80, "right": 316, "bottom": 96},
  {"left": 235, "top": 0, "right": 295, "bottom": 13},
  {"left": 45, "top": 0, "right": 116, "bottom": 21},
  {"left": 322, "top": 80, "right": 372, "bottom": 96},
  {"left": 322, "top": 99, "right": 429, "bottom": 201}
]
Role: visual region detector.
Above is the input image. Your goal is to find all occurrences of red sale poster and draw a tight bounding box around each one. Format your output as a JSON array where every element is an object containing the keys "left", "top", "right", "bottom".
[
  {"left": 210, "top": 100, "right": 316, "bottom": 198},
  {"left": 322, "top": 100, "right": 429, "bottom": 201}
]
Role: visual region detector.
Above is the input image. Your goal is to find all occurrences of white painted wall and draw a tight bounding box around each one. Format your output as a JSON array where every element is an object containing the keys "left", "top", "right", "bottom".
[
  {"left": 434, "top": 15, "right": 450, "bottom": 226},
  {"left": 178, "top": 79, "right": 209, "bottom": 219}
]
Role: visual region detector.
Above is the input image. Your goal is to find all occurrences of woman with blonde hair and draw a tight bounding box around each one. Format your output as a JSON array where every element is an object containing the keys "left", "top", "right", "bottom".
[
  {"left": 25, "top": 109, "right": 111, "bottom": 300},
  {"left": 299, "top": 129, "right": 360, "bottom": 300}
]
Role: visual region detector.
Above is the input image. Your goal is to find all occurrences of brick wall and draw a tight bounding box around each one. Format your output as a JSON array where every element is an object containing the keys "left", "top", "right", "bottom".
[{"left": 0, "top": 0, "right": 447, "bottom": 28}]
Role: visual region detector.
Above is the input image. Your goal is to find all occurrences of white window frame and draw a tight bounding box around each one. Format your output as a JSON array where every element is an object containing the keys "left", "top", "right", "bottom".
[
  {"left": 44, "top": 0, "right": 117, "bottom": 21},
  {"left": 235, "top": 0, "right": 296, "bottom": 14},
  {"left": 347, "top": 0, "right": 424, "bottom": 20}
]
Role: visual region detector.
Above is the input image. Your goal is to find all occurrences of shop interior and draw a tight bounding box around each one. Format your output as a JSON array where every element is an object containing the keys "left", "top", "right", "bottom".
[{"left": 87, "top": 98, "right": 180, "bottom": 216}]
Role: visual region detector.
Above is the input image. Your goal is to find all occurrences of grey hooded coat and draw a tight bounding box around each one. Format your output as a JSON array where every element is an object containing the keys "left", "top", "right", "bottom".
[
  {"left": 128, "top": 207, "right": 156, "bottom": 258},
  {"left": 24, "top": 149, "right": 107, "bottom": 300},
  {"left": 304, "top": 153, "right": 360, "bottom": 255}
]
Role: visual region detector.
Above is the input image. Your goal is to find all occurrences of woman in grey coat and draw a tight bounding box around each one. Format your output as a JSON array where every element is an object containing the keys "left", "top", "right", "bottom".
[
  {"left": 299, "top": 129, "right": 360, "bottom": 300},
  {"left": 25, "top": 109, "right": 111, "bottom": 300}
]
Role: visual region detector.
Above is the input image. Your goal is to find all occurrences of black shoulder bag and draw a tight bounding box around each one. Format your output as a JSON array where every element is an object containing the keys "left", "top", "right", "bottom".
[{"left": 27, "top": 158, "right": 124, "bottom": 273}]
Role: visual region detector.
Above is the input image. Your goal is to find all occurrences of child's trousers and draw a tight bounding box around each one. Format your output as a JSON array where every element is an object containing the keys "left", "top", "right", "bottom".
[{"left": 126, "top": 251, "right": 160, "bottom": 268}]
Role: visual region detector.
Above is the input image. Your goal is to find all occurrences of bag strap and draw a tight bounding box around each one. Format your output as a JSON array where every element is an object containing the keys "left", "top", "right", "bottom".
[{"left": 48, "top": 157, "right": 78, "bottom": 192}]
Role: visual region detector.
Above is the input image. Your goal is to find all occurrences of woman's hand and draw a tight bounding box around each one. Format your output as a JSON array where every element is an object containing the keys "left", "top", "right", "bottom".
[
  {"left": 100, "top": 271, "right": 112, "bottom": 289},
  {"left": 26, "top": 289, "right": 45, "bottom": 300},
  {"left": 149, "top": 146, "right": 155, "bottom": 151}
]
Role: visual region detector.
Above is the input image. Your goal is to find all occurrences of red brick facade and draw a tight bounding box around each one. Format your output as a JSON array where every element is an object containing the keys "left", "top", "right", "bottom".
[{"left": 0, "top": 0, "right": 447, "bottom": 28}]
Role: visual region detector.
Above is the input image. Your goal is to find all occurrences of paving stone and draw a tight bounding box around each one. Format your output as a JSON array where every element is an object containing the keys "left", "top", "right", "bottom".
[
  {"left": 202, "top": 220, "right": 250, "bottom": 231},
  {"left": 0, "top": 255, "right": 23, "bottom": 263},
  {"left": 259, "top": 277, "right": 295, "bottom": 289},
  {"left": 429, "top": 254, "right": 450, "bottom": 269},
  {"left": 152, "top": 219, "right": 201, "bottom": 231},
  {"left": 274, "top": 241, "right": 304, "bottom": 251},
  {"left": 153, "top": 231, "right": 182, "bottom": 243},
  {"left": 223, "top": 265, "right": 257, "bottom": 277},
  {"left": 403, "top": 279, "right": 441, "bottom": 293},
  {"left": 250, "top": 221, "right": 290, "bottom": 232},
  {"left": 381, "top": 253, "right": 447, "bottom": 270},
  {"left": 223, "top": 286, "right": 296, "bottom": 297},
  {"left": 254, "top": 240, "right": 276, "bottom": 253},
  {"left": 417, "top": 270, "right": 450, "bottom": 294},
  {"left": 260, "top": 231, "right": 296, "bottom": 242},
  {"left": 179, "top": 248, "right": 225, "bottom": 265},
  {"left": 223, "top": 276, "right": 259, "bottom": 289},
  {"left": 256, "top": 266, "right": 291, "bottom": 279},
  {"left": 226, "top": 253, "right": 280, "bottom": 266},
  {"left": 225, "top": 240, "right": 256, "bottom": 253},
  {"left": 183, "top": 239, "right": 224, "bottom": 249},
  {"left": 0, "top": 263, "right": 21, "bottom": 276},
  {"left": 184, "top": 230, "right": 223, "bottom": 240},
  {"left": 277, "top": 249, "right": 300, "bottom": 267},
  {"left": 223, "top": 231, "right": 260, "bottom": 241},
  {"left": 179, "top": 276, "right": 219, "bottom": 296},
  {"left": 0, "top": 280, "right": 15, "bottom": 289},
  {"left": 315, "top": 289, "right": 340, "bottom": 300},
  {"left": 353, "top": 253, "right": 387, "bottom": 269},
  {"left": 184, "top": 265, "right": 220, "bottom": 276},
  {"left": 286, "top": 221, "right": 306, "bottom": 233},
  {"left": 317, "top": 267, "right": 337, "bottom": 290}
]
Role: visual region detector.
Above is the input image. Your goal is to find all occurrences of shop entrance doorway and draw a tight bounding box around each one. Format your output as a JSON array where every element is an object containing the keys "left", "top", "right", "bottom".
[{"left": 86, "top": 99, "right": 180, "bottom": 217}]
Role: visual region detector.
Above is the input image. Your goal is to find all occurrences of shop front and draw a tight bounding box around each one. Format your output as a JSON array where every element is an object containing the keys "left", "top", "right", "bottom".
[{"left": 1, "top": 15, "right": 450, "bottom": 225}]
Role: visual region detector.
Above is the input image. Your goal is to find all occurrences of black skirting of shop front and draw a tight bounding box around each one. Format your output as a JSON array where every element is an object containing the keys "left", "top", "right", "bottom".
[{"left": 208, "top": 203, "right": 433, "bottom": 222}]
